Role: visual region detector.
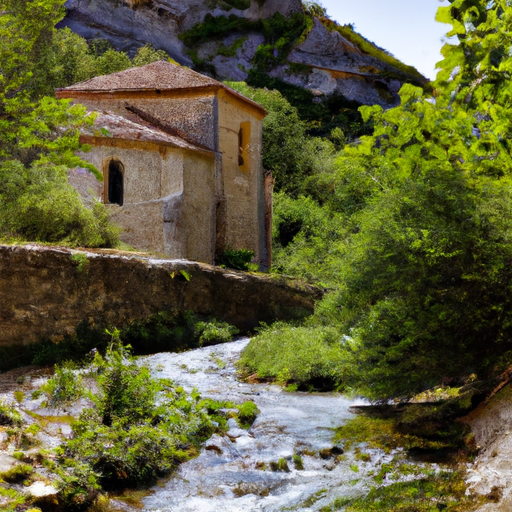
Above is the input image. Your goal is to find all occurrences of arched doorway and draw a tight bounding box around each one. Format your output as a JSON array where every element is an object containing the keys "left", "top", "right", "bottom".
[{"left": 108, "top": 160, "right": 124, "bottom": 206}]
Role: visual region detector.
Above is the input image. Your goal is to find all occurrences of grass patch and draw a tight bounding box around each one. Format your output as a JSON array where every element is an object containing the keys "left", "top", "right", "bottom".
[
  {"left": 324, "top": 406, "right": 487, "bottom": 512},
  {"left": 217, "top": 35, "right": 248, "bottom": 58},
  {"left": 0, "top": 464, "right": 34, "bottom": 483},
  {"left": 292, "top": 453, "right": 304, "bottom": 470},
  {"left": 320, "top": 471, "right": 478, "bottom": 511},
  {"left": 0, "top": 401, "right": 22, "bottom": 426},
  {"left": 334, "top": 412, "right": 469, "bottom": 457},
  {"left": 237, "top": 323, "right": 346, "bottom": 390},
  {"left": 0, "top": 487, "right": 27, "bottom": 511}
]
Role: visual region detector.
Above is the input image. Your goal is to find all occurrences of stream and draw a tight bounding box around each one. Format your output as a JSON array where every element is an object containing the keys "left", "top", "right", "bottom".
[
  {"left": 0, "top": 338, "right": 455, "bottom": 511},
  {"left": 110, "top": 338, "right": 398, "bottom": 512}
]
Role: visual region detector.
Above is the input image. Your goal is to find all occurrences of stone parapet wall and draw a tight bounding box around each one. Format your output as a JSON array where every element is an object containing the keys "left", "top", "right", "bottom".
[{"left": 0, "top": 244, "right": 322, "bottom": 347}]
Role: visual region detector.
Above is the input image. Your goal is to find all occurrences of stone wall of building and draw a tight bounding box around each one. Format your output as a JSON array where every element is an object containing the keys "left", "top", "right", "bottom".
[
  {"left": 0, "top": 244, "right": 322, "bottom": 347},
  {"left": 217, "top": 89, "right": 265, "bottom": 265}
]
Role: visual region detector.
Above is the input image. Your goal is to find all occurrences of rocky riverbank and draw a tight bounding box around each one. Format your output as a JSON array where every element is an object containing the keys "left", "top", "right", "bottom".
[{"left": 3, "top": 339, "right": 509, "bottom": 512}]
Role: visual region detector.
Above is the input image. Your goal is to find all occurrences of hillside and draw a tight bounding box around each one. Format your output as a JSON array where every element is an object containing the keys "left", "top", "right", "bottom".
[{"left": 59, "top": 0, "right": 426, "bottom": 109}]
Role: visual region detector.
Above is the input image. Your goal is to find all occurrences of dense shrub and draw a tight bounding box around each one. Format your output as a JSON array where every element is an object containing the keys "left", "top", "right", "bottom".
[
  {"left": 238, "top": 323, "right": 347, "bottom": 390},
  {"left": 218, "top": 246, "right": 255, "bottom": 271},
  {"left": 0, "top": 161, "right": 119, "bottom": 247},
  {"left": 123, "top": 311, "right": 239, "bottom": 353},
  {"left": 271, "top": 192, "right": 346, "bottom": 286},
  {"left": 60, "top": 340, "right": 217, "bottom": 492},
  {"left": 195, "top": 319, "right": 240, "bottom": 346}
]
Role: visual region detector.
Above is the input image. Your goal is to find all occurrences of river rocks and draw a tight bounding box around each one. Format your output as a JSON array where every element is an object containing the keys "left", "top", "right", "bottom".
[
  {"left": 27, "top": 481, "right": 59, "bottom": 499},
  {"left": 226, "top": 418, "right": 248, "bottom": 440},
  {"left": 0, "top": 244, "right": 322, "bottom": 349},
  {"left": 0, "top": 453, "right": 18, "bottom": 473},
  {"left": 318, "top": 445, "right": 344, "bottom": 459},
  {"left": 462, "top": 384, "right": 512, "bottom": 510}
]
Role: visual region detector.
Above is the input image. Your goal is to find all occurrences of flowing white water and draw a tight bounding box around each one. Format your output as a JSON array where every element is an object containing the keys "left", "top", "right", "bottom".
[{"left": 114, "top": 338, "right": 391, "bottom": 512}]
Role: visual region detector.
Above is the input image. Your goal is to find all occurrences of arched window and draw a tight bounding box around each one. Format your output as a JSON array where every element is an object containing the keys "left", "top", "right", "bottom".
[{"left": 108, "top": 160, "right": 124, "bottom": 206}]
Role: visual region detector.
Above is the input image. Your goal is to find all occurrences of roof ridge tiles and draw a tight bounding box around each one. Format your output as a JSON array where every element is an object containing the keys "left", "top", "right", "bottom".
[{"left": 57, "top": 60, "right": 219, "bottom": 92}]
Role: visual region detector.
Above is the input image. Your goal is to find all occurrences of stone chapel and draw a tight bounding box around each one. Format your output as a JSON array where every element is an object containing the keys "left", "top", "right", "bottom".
[{"left": 56, "top": 61, "right": 271, "bottom": 270}]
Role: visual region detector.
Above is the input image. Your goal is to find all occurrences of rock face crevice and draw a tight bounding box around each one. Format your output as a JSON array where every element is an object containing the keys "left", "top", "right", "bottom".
[{"left": 0, "top": 244, "right": 321, "bottom": 347}]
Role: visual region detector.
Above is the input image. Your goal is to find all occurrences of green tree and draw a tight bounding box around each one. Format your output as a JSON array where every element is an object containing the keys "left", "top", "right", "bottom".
[
  {"left": 319, "top": 0, "right": 512, "bottom": 399},
  {"left": 36, "top": 28, "right": 174, "bottom": 96},
  {"left": 242, "top": 0, "right": 512, "bottom": 400},
  {"left": 0, "top": 0, "right": 118, "bottom": 246}
]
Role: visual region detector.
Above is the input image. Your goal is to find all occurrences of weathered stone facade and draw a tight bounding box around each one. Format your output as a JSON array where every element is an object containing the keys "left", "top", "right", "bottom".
[
  {"left": 57, "top": 61, "right": 270, "bottom": 268},
  {"left": 0, "top": 244, "right": 321, "bottom": 347}
]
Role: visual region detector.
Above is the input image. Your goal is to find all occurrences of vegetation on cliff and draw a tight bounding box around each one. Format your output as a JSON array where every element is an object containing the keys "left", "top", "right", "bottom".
[{"left": 181, "top": 1, "right": 424, "bottom": 141}]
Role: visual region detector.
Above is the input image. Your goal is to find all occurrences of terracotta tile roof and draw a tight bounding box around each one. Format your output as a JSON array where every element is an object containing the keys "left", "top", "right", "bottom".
[
  {"left": 126, "top": 97, "right": 216, "bottom": 150},
  {"left": 82, "top": 111, "right": 214, "bottom": 156},
  {"left": 56, "top": 61, "right": 267, "bottom": 117},
  {"left": 60, "top": 61, "right": 220, "bottom": 92}
]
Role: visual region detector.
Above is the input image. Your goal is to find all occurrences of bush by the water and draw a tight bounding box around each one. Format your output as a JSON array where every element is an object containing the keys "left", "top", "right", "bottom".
[
  {"left": 54, "top": 338, "right": 221, "bottom": 506},
  {"left": 238, "top": 323, "right": 347, "bottom": 390}
]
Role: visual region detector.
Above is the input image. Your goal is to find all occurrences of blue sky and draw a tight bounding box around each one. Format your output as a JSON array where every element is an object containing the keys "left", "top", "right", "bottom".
[{"left": 319, "top": 0, "right": 451, "bottom": 80}]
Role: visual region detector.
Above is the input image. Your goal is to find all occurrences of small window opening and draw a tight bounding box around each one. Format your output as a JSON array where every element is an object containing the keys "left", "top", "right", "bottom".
[
  {"left": 238, "top": 127, "right": 244, "bottom": 167},
  {"left": 108, "top": 160, "right": 124, "bottom": 206},
  {"left": 238, "top": 121, "right": 251, "bottom": 172}
]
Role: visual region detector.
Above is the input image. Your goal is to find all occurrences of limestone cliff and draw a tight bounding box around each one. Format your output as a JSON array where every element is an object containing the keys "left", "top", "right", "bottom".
[{"left": 59, "top": 0, "right": 426, "bottom": 108}]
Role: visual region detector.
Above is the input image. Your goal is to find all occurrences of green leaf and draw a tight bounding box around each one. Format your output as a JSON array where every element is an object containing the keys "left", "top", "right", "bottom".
[{"left": 180, "top": 270, "right": 191, "bottom": 282}]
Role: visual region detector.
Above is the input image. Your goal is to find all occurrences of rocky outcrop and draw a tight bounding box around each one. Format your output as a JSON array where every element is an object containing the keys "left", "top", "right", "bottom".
[
  {"left": 0, "top": 244, "right": 321, "bottom": 347},
  {"left": 60, "top": 0, "right": 302, "bottom": 65},
  {"left": 462, "top": 384, "right": 512, "bottom": 510},
  {"left": 285, "top": 18, "right": 404, "bottom": 105},
  {"left": 60, "top": 0, "right": 425, "bottom": 108}
]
